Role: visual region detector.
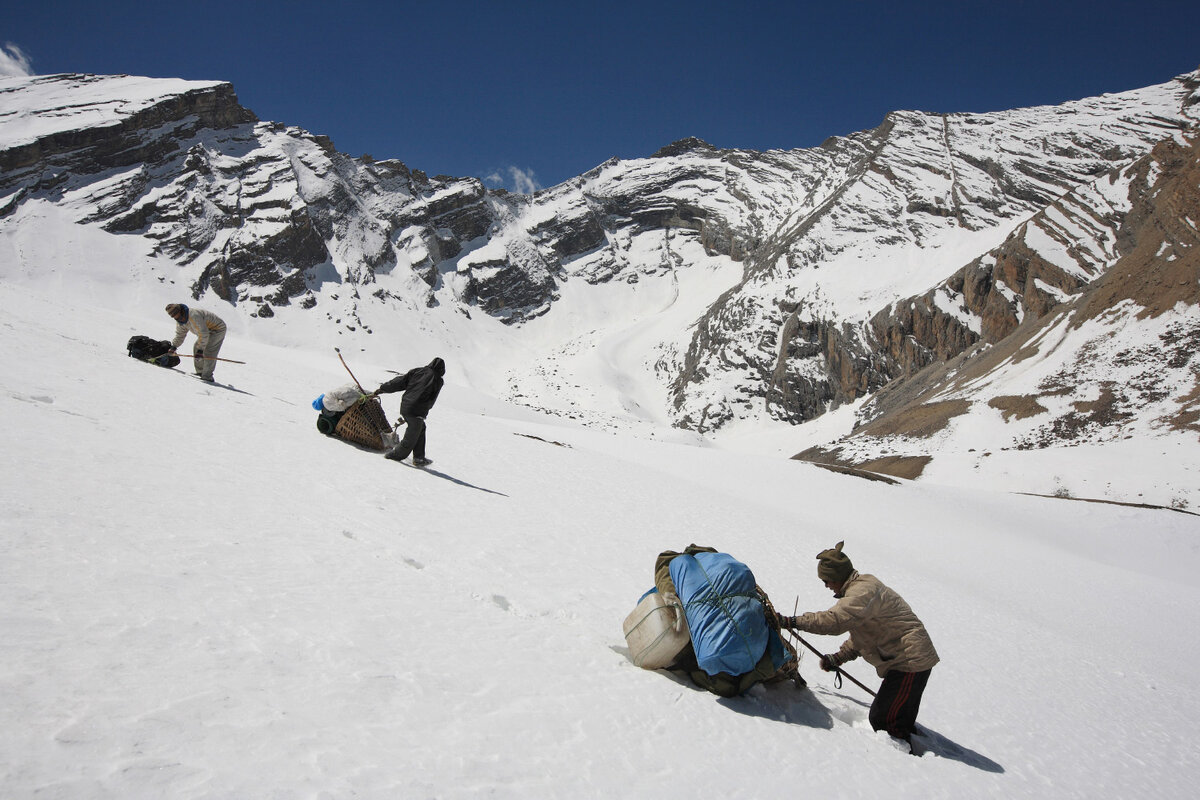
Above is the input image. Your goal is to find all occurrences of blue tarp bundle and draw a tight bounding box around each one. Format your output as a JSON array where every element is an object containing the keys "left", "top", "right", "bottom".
[{"left": 669, "top": 551, "right": 783, "bottom": 677}]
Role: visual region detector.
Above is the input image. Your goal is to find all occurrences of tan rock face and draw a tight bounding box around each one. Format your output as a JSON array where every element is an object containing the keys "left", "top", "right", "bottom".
[
  {"left": 795, "top": 133, "right": 1200, "bottom": 479},
  {"left": 988, "top": 395, "right": 1049, "bottom": 422},
  {"left": 1078, "top": 138, "right": 1200, "bottom": 322}
]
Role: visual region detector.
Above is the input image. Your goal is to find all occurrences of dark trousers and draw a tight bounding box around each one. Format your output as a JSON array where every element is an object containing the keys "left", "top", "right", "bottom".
[
  {"left": 390, "top": 415, "right": 427, "bottom": 460},
  {"left": 869, "top": 668, "right": 931, "bottom": 742}
]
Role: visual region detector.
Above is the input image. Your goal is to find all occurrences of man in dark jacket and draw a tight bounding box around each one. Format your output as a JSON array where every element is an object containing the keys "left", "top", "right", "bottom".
[{"left": 374, "top": 357, "right": 445, "bottom": 466}]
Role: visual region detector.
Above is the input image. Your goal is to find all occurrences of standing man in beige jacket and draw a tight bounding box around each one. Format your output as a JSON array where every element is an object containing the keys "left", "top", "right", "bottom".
[
  {"left": 777, "top": 541, "right": 939, "bottom": 751},
  {"left": 166, "top": 303, "right": 226, "bottom": 383}
]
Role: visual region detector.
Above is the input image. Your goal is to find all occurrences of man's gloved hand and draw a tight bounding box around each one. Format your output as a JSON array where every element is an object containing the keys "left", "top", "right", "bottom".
[
  {"left": 776, "top": 615, "right": 797, "bottom": 629},
  {"left": 819, "top": 653, "right": 844, "bottom": 672}
]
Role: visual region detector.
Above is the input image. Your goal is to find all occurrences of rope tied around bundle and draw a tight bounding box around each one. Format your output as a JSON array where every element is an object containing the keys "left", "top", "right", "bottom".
[{"left": 756, "top": 586, "right": 802, "bottom": 680}]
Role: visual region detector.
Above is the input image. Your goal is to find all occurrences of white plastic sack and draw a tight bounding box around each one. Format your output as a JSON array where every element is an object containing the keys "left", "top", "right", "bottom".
[{"left": 322, "top": 383, "right": 365, "bottom": 412}]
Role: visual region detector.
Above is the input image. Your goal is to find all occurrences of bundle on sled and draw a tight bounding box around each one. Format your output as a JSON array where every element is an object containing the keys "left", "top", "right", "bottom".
[
  {"left": 127, "top": 335, "right": 180, "bottom": 368},
  {"left": 622, "top": 544, "right": 799, "bottom": 697},
  {"left": 312, "top": 383, "right": 397, "bottom": 451}
]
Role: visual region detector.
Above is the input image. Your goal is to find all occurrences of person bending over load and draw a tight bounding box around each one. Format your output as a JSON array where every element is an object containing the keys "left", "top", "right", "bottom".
[
  {"left": 776, "top": 541, "right": 938, "bottom": 752},
  {"left": 166, "top": 303, "right": 226, "bottom": 383},
  {"left": 374, "top": 357, "right": 445, "bottom": 467}
]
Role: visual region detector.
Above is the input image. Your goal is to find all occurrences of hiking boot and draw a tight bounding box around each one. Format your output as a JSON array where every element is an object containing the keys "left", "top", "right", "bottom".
[
  {"left": 778, "top": 664, "right": 806, "bottom": 690},
  {"left": 413, "top": 457, "right": 433, "bottom": 467},
  {"left": 384, "top": 446, "right": 407, "bottom": 461}
]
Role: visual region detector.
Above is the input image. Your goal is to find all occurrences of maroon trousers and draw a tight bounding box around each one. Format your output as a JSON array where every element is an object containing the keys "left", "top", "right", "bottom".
[{"left": 869, "top": 668, "right": 932, "bottom": 742}]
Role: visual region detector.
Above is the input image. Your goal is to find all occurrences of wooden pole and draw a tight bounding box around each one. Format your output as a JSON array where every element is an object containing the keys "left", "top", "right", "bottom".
[
  {"left": 784, "top": 596, "right": 877, "bottom": 697},
  {"left": 334, "top": 347, "right": 366, "bottom": 392},
  {"left": 175, "top": 353, "right": 245, "bottom": 364}
]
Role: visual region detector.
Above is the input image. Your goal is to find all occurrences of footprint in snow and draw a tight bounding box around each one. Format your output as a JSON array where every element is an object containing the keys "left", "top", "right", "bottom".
[{"left": 9, "top": 392, "right": 54, "bottom": 404}]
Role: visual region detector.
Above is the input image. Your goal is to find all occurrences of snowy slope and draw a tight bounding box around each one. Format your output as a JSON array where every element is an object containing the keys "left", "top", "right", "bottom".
[{"left": 2, "top": 202, "right": 1200, "bottom": 798}]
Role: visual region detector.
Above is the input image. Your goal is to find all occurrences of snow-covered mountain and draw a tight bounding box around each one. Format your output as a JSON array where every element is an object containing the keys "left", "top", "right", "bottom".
[
  {"left": 2, "top": 69, "right": 1198, "bottom": 508},
  {"left": 3, "top": 71, "right": 1200, "bottom": 797}
]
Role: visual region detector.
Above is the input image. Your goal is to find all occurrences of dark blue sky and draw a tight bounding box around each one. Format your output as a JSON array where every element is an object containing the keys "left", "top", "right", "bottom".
[{"left": 4, "top": 0, "right": 1198, "bottom": 191}]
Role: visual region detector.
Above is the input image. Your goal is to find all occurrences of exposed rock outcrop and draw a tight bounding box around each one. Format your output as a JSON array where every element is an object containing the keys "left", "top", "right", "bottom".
[{"left": 796, "top": 131, "right": 1200, "bottom": 479}]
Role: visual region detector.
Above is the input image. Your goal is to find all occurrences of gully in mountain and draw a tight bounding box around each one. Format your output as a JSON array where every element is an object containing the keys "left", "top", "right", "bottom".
[
  {"left": 165, "top": 303, "right": 227, "bottom": 383},
  {"left": 777, "top": 541, "right": 939, "bottom": 753},
  {"left": 374, "top": 357, "right": 446, "bottom": 467}
]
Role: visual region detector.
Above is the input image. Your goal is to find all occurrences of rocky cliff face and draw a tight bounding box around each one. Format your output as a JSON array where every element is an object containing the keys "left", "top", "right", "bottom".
[
  {"left": 856, "top": 161, "right": 1138, "bottom": 391},
  {"left": 0, "top": 74, "right": 518, "bottom": 318},
  {"left": 796, "top": 130, "right": 1200, "bottom": 497},
  {"left": 668, "top": 73, "right": 1200, "bottom": 431},
  {"left": 0, "top": 75, "right": 255, "bottom": 182}
]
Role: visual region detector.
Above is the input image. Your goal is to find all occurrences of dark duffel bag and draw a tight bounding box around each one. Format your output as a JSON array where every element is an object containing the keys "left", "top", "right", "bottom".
[{"left": 127, "top": 335, "right": 181, "bottom": 368}]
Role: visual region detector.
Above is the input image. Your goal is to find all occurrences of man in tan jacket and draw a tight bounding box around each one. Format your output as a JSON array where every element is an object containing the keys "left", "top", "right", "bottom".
[
  {"left": 777, "top": 541, "right": 938, "bottom": 750},
  {"left": 166, "top": 303, "right": 226, "bottom": 383}
]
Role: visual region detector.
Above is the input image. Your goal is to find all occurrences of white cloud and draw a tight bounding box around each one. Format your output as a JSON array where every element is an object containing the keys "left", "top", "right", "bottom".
[
  {"left": 483, "top": 166, "right": 542, "bottom": 195},
  {"left": 1, "top": 42, "right": 33, "bottom": 77},
  {"left": 506, "top": 166, "right": 541, "bottom": 194}
]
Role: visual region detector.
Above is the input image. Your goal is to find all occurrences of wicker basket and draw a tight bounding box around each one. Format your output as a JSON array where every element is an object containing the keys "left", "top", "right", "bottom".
[{"left": 334, "top": 397, "right": 393, "bottom": 450}]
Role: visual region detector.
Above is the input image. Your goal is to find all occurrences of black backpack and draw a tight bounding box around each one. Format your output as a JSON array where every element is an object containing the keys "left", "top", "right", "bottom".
[{"left": 127, "top": 335, "right": 181, "bottom": 368}]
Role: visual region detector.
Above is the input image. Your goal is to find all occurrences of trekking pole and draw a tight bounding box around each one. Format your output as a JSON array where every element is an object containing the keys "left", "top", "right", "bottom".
[
  {"left": 334, "top": 347, "right": 367, "bottom": 393},
  {"left": 791, "top": 634, "right": 876, "bottom": 697},
  {"left": 175, "top": 354, "right": 246, "bottom": 364},
  {"left": 784, "top": 598, "right": 876, "bottom": 697}
]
